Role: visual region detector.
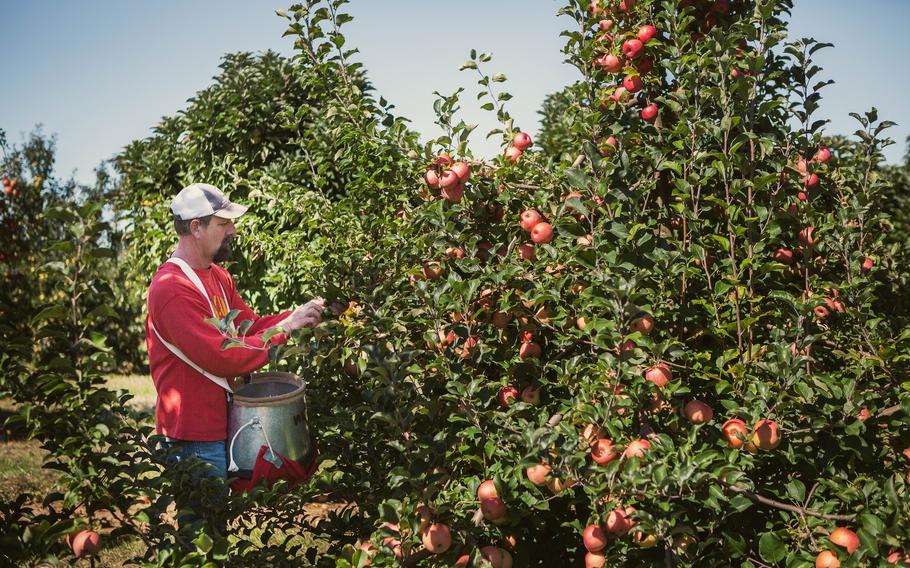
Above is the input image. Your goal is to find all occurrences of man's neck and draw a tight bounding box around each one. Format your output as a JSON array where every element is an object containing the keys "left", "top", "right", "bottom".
[{"left": 172, "top": 241, "right": 212, "bottom": 270}]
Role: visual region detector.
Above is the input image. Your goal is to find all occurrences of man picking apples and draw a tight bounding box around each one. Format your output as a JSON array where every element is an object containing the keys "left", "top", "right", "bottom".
[{"left": 145, "top": 183, "right": 323, "bottom": 527}]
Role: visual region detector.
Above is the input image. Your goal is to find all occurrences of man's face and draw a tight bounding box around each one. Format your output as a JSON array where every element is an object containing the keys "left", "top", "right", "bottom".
[{"left": 195, "top": 216, "right": 236, "bottom": 263}]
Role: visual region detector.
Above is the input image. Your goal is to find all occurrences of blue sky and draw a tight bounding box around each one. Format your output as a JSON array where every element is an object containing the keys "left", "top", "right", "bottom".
[{"left": 1, "top": 1, "right": 908, "bottom": 185}]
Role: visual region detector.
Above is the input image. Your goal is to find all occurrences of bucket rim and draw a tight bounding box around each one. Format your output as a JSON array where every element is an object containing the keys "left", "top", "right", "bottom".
[{"left": 233, "top": 371, "right": 305, "bottom": 406}]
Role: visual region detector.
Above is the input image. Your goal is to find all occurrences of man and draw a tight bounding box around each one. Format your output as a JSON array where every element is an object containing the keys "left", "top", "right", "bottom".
[{"left": 145, "top": 183, "right": 323, "bottom": 484}]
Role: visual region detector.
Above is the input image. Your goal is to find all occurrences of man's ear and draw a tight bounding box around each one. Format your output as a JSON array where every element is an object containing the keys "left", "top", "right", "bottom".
[{"left": 190, "top": 219, "right": 202, "bottom": 236}]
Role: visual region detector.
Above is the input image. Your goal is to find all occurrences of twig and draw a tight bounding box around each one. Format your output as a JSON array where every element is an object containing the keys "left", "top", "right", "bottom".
[{"left": 722, "top": 482, "right": 856, "bottom": 522}]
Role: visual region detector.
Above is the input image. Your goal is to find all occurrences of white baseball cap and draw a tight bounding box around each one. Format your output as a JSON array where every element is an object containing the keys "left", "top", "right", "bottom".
[{"left": 170, "top": 183, "right": 249, "bottom": 220}]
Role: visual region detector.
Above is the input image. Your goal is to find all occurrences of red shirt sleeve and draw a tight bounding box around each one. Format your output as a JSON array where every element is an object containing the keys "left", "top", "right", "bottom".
[
  {"left": 216, "top": 266, "right": 293, "bottom": 337},
  {"left": 154, "top": 287, "right": 283, "bottom": 378}
]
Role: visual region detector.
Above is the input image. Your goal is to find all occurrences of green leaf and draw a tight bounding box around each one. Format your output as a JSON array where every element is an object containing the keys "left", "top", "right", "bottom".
[
  {"left": 565, "top": 168, "right": 590, "bottom": 189},
  {"left": 30, "top": 305, "right": 67, "bottom": 327},
  {"left": 758, "top": 532, "right": 786, "bottom": 563}
]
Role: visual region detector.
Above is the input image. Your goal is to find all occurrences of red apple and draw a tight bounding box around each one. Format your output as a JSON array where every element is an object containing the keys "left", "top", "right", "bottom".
[
  {"left": 861, "top": 257, "right": 873, "bottom": 272},
  {"left": 422, "top": 523, "right": 451, "bottom": 554},
  {"left": 629, "top": 314, "right": 654, "bottom": 335},
  {"left": 722, "top": 418, "right": 749, "bottom": 449},
  {"left": 69, "top": 530, "right": 101, "bottom": 558},
  {"left": 815, "top": 146, "right": 831, "bottom": 163},
  {"left": 512, "top": 132, "right": 532, "bottom": 151},
  {"left": 637, "top": 25, "right": 657, "bottom": 43},
  {"left": 531, "top": 222, "right": 554, "bottom": 244},
  {"left": 517, "top": 243, "right": 536, "bottom": 261},
  {"left": 815, "top": 550, "right": 840, "bottom": 568},
  {"left": 478, "top": 479, "right": 499, "bottom": 500},
  {"left": 804, "top": 173, "right": 819, "bottom": 188},
  {"left": 624, "top": 439, "right": 651, "bottom": 459},
  {"left": 422, "top": 262, "right": 443, "bottom": 280},
  {"left": 520, "top": 385, "right": 541, "bottom": 405},
  {"left": 583, "top": 524, "right": 608, "bottom": 552},
  {"left": 606, "top": 508, "right": 632, "bottom": 535},
  {"left": 480, "top": 546, "right": 513, "bottom": 568},
  {"left": 451, "top": 161, "right": 471, "bottom": 182},
  {"left": 644, "top": 363, "right": 671, "bottom": 387},
  {"left": 618, "top": 0, "right": 636, "bottom": 12},
  {"left": 588, "top": 1, "right": 603, "bottom": 16},
  {"left": 519, "top": 342, "right": 542, "bottom": 359},
  {"left": 774, "top": 248, "right": 794, "bottom": 264},
  {"left": 749, "top": 419, "right": 781, "bottom": 451},
  {"left": 441, "top": 182, "right": 464, "bottom": 203},
  {"left": 425, "top": 169, "right": 440, "bottom": 189},
  {"left": 481, "top": 497, "right": 506, "bottom": 521},
  {"left": 599, "top": 19, "right": 614, "bottom": 31},
  {"left": 435, "top": 153, "right": 453, "bottom": 167},
  {"left": 596, "top": 53, "right": 623, "bottom": 73},
  {"left": 498, "top": 386, "right": 518, "bottom": 407},
  {"left": 586, "top": 551, "right": 607, "bottom": 568},
  {"left": 592, "top": 438, "right": 618, "bottom": 465},
  {"left": 641, "top": 104, "right": 658, "bottom": 122},
  {"left": 526, "top": 463, "right": 550, "bottom": 486},
  {"left": 799, "top": 226, "right": 817, "bottom": 248},
  {"left": 623, "top": 75, "right": 644, "bottom": 93},
  {"left": 618, "top": 339, "right": 636, "bottom": 354},
  {"left": 829, "top": 527, "right": 860, "bottom": 554},
  {"left": 609, "top": 86, "right": 629, "bottom": 102},
  {"left": 504, "top": 146, "right": 522, "bottom": 162},
  {"left": 602, "top": 135, "right": 618, "bottom": 152},
  {"left": 439, "top": 169, "right": 459, "bottom": 190},
  {"left": 520, "top": 209, "right": 544, "bottom": 231},
  {"left": 622, "top": 38, "right": 644, "bottom": 59},
  {"left": 684, "top": 400, "right": 713, "bottom": 424}
]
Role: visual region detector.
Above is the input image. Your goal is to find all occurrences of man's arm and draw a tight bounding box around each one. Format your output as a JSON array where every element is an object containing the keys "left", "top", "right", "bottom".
[
  {"left": 155, "top": 293, "right": 287, "bottom": 378},
  {"left": 222, "top": 273, "right": 323, "bottom": 335}
]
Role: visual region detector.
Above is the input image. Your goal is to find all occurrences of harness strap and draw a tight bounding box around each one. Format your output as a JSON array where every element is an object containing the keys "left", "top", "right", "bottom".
[{"left": 150, "top": 257, "right": 234, "bottom": 393}]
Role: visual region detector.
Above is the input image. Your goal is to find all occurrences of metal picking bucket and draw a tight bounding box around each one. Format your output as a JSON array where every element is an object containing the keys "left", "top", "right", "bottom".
[{"left": 227, "top": 371, "right": 314, "bottom": 479}]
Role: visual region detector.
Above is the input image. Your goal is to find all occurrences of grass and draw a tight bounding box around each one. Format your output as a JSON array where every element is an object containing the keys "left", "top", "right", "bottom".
[{"left": 105, "top": 374, "right": 157, "bottom": 411}]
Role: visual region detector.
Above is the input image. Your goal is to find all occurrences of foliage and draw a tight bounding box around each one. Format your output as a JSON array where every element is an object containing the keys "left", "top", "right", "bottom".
[{"left": 4, "top": 0, "right": 910, "bottom": 566}]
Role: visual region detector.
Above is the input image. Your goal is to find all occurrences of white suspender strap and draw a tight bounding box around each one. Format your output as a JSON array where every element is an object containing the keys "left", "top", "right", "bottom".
[
  {"left": 149, "top": 321, "right": 233, "bottom": 392},
  {"left": 151, "top": 257, "right": 234, "bottom": 393},
  {"left": 166, "top": 257, "right": 219, "bottom": 317}
]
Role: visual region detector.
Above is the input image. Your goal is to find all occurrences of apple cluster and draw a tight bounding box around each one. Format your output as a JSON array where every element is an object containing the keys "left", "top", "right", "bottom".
[
  {"left": 1, "top": 176, "right": 18, "bottom": 197},
  {"left": 589, "top": 0, "right": 661, "bottom": 125},
  {"left": 424, "top": 153, "right": 472, "bottom": 203}
]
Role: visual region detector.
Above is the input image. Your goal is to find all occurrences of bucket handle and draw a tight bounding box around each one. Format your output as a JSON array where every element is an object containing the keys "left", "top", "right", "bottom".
[{"left": 227, "top": 416, "right": 278, "bottom": 473}]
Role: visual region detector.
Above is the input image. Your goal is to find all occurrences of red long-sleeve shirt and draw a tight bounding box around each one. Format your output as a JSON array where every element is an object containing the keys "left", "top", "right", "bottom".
[{"left": 145, "top": 260, "right": 291, "bottom": 441}]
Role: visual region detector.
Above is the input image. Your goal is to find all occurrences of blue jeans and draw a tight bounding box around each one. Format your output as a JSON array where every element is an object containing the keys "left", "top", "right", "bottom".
[
  {"left": 159, "top": 438, "right": 229, "bottom": 535},
  {"left": 161, "top": 438, "right": 228, "bottom": 479}
]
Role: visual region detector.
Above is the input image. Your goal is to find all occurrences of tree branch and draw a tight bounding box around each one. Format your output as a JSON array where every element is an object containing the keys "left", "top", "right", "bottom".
[{"left": 722, "top": 482, "right": 856, "bottom": 522}]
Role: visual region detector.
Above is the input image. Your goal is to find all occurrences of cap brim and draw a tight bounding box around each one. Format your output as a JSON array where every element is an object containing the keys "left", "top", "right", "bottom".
[{"left": 212, "top": 202, "right": 249, "bottom": 219}]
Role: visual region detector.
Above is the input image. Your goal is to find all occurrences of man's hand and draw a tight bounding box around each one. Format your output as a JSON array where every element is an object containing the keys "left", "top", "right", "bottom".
[{"left": 277, "top": 297, "right": 325, "bottom": 332}]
